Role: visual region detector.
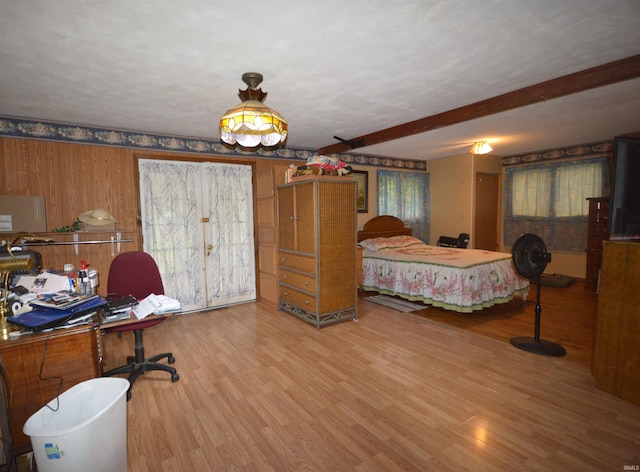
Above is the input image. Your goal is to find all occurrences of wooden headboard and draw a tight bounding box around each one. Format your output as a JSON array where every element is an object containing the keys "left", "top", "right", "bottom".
[{"left": 357, "top": 215, "right": 413, "bottom": 242}]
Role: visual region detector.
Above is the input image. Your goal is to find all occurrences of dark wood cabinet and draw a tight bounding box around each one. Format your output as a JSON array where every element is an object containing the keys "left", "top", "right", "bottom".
[
  {"left": 593, "top": 241, "right": 640, "bottom": 406},
  {"left": 585, "top": 197, "right": 609, "bottom": 291}
]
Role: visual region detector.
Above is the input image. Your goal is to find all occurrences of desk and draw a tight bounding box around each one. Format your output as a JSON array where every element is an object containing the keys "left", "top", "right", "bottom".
[{"left": 0, "top": 323, "right": 101, "bottom": 456}]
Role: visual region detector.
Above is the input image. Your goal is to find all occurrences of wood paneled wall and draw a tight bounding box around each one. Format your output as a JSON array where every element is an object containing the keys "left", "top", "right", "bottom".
[{"left": 1, "top": 137, "right": 296, "bottom": 300}]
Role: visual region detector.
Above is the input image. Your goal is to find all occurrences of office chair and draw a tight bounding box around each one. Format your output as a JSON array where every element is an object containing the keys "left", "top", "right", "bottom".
[
  {"left": 102, "top": 251, "right": 179, "bottom": 400},
  {"left": 436, "top": 233, "right": 470, "bottom": 248}
]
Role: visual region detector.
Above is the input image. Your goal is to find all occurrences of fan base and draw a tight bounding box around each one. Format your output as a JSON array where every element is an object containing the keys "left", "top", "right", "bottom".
[{"left": 510, "top": 336, "right": 566, "bottom": 357}]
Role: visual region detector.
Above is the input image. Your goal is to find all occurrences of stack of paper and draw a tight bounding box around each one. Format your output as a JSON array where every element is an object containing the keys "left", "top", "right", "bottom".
[
  {"left": 16, "top": 273, "right": 72, "bottom": 293},
  {"left": 132, "top": 294, "right": 181, "bottom": 319},
  {"left": 153, "top": 294, "right": 181, "bottom": 314}
]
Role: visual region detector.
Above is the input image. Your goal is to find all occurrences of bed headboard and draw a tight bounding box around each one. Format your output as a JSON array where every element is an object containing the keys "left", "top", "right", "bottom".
[{"left": 357, "top": 215, "right": 413, "bottom": 242}]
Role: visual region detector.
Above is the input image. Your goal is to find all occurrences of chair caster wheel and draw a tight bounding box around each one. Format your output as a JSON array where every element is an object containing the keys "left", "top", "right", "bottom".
[
  {"left": 171, "top": 373, "right": 180, "bottom": 382},
  {"left": 168, "top": 356, "right": 176, "bottom": 364}
]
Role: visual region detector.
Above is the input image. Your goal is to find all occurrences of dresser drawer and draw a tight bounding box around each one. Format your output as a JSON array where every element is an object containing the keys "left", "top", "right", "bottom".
[
  {"left": 278, "top": 251, "right": 316, "bottom": 273},
  {"left": 280, "top": 286, "right": 316, "bottom": 310},
  {"left": 279, "top": 268, "right": 316, "bottom": 294}
]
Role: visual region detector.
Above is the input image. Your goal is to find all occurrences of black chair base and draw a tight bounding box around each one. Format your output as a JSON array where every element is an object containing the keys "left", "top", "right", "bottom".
[{"left": 102, "top": 328, "right": 179, "bottom": 400}]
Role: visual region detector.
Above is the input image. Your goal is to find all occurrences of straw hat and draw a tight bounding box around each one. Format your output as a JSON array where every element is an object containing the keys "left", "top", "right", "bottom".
[{"left": 78, "top": 208, "right": 117, "bottom": 226}]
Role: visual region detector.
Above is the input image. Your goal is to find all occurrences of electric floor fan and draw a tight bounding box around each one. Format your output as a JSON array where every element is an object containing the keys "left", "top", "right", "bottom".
[{"left": 510, "top": 233, "right": 566, "bottom": 357}]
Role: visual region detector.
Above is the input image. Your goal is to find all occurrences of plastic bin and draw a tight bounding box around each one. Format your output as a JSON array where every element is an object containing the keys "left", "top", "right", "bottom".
[{"left": 23, "top": 377, "right": 130, "bottom": 472}]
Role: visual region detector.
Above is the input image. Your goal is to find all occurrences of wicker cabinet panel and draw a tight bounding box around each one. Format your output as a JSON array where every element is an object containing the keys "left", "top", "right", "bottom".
[
  {"left": 279, "top": 285, "right": 317, "bottom": 310},
  {"left": 277, "top": 251, "right": 316, "bottom": 273},
  {"left": 277, "top": 182, "right": 316, "bottom": 254},
  {"left": 279, "top": 268, "right": 317, "bottom": 294},
  {"left": 277, "top": 178, "right": 358, "bottom": 328}
]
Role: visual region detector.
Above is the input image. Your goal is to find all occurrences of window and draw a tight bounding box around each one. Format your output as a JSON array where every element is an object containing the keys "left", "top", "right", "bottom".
[
  {"left": 504, "top": 157, "right": 607, "bottom": 252},
  {"left": 377, "top": 170, "right": 430, "bottom": 242}
]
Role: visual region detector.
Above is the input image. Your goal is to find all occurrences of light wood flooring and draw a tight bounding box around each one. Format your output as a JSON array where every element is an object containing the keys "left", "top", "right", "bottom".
[{"left": 75, "top": 282, "right": 640, "bottom": 470}]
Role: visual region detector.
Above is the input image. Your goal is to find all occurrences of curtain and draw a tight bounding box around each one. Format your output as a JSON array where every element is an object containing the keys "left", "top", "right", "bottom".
[
  {"left": 138, "top": 159, "right": 255, "bottom": 311},
  {"left": 377, "top": 170, "right": 430, "bottom": 243},
  {"left": 202, "top": 163, "right": 256, "bottom": 306},
  {"left": 504, "top": 157, "right": 607, "bottom": 252}
]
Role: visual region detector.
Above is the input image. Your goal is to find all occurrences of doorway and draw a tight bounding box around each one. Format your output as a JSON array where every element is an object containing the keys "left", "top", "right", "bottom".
[
  {"left": 474, "top": 172, "right": 500, "bottom": 251},
  {"left": 138, "top": 159, "right": 256, "bottom": 311}
]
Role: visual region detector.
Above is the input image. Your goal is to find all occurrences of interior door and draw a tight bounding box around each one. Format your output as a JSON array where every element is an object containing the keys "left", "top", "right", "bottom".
[
  {"left": 138, "top": 159, "right": 255, "bottom": 311},
  {"left": 474, "top": 172, "right": 500, "bottom": 251}
]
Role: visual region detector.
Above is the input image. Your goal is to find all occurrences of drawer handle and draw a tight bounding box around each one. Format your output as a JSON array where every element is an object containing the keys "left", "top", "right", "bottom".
[
  {"left": 304, "top": 300, "right": 309, "bottom": 305},
  {"left": 281, "top": 257, "right": 287, "bottom": 263},
  {"left": 304, "top": 281, "right": 309, "bottom": 286},
  {"left": 283, "top": 291, "right": 288, "bottom": 296},
  {"left": 283, "top": 274, "right": 288, "bottom": 280}
]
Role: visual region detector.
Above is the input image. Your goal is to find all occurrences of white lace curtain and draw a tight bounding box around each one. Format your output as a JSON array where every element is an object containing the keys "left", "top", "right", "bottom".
[{"left": 138, "top": 159, "right": 255, "bottom": 311}]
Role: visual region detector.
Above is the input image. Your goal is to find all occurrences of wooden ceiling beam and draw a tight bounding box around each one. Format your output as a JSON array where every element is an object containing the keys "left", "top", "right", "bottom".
[{"left": 318, "top": 54, "right": 640, "bottom": 155}]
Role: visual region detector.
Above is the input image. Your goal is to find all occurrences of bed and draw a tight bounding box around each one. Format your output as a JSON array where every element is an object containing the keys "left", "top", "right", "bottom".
[{"left": 358, "top": 216, "right": 529, "bottom": 313}]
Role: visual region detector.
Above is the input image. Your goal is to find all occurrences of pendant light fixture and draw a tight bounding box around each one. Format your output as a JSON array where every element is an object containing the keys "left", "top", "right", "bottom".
[
  {"left": 470, "top": 141, "right": 493, "bottom": 155},
  {"left": 219, "top": 72, "right": 288, "bottom": 148}
]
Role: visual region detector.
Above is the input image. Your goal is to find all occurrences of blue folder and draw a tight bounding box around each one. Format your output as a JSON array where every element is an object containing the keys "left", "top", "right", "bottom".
[{"left": 8, "top": 296, "right": 107, "bottom": 332}]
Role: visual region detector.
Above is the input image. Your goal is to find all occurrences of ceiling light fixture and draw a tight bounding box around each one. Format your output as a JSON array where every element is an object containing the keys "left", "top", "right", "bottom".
[
  {"left": 219, "top": 72, "right": 288, "bottom": 148},
  {"left": 470, "top": 141, "right": 493, "bottom": 155}
]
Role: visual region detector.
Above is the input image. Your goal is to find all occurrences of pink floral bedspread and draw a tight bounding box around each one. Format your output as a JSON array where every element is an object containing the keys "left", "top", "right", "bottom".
[{"left": 362, "top": 244, "right": 529, "bottom": 312}]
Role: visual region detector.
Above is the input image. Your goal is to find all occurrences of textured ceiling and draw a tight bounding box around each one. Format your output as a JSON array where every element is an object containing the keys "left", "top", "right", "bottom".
[{"left": 1, "top": 0, "right": 639, "bottom": 161}]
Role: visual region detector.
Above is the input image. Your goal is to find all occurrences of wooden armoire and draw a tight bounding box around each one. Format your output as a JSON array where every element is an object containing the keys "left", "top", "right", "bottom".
[{"left": 276, "top": 177, "right": 358, "bottom": 328}]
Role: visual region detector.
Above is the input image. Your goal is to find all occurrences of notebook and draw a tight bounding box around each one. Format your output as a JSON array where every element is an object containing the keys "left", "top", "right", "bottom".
[{"left": 8, "top": 296, "right": 107, "bottom": 332}]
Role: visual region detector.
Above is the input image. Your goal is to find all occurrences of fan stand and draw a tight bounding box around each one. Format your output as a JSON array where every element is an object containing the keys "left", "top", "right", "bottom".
[
  {"left": 510, "top": 273, "right": 566, "bottom": 357},
  {"left": 510, "top": 234, "right": 566, "bottom": 357}
]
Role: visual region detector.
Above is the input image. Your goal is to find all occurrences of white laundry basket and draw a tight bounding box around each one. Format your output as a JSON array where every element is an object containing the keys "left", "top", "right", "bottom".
[{"left": 23, "top": 377, "right": 130, "bottom": 472}]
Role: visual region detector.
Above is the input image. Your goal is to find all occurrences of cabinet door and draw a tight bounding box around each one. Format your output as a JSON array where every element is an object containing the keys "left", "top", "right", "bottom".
[
  {"left": 277, "top": 182, "right": 316, "bottom": 254},
  {"left": 278, "top": 185, "right": 295, "bottom": 250},
  {"left": 295, "top": 182, "right": 316, "bottom": 254}
]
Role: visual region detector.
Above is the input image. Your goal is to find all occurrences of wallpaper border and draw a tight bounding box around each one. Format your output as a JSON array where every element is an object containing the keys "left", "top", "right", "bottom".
[
  {"left": 502, "top": 139, "right": 613, "bottom": 166},
  {"left": 0, "top": 116, "right": 427, "bottom": 170}
]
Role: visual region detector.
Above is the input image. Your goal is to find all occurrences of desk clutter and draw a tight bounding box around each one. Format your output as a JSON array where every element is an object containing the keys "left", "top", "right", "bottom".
[
  {"left": 2, "top": 269, "right": 181, "bottom": 336},
  {"left": 103, "top": 293, "right": 181, "bottom": 322}
]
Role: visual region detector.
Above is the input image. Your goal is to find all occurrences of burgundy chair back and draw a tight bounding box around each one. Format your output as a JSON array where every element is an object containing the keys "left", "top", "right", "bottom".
[{"left": 107, "top": 251, "right": 164, "bottom": 299}]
